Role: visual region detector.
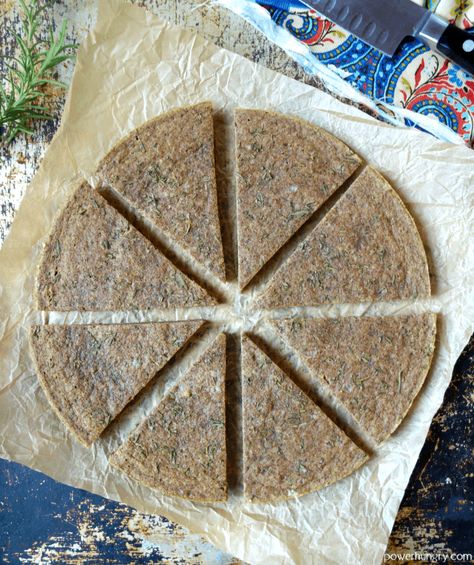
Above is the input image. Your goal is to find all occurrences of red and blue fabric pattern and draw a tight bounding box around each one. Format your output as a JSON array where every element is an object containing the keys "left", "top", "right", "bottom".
[{"left": 255, "top": 0, "right": 474, "bottom": 145}]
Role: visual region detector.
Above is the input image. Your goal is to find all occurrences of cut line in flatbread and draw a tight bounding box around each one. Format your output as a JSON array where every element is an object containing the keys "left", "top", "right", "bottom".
[
  {"left": 110, "top": 334, "right": 227, "bottom": 503},
  {"left": 36, "top": 183, "right": 215, "bottom": 311},
  {"left": 271, "top": 314, "right": 436, "bottom": 444},
  {"left": 30, "top": 103, "right": 438, "bottom": 505},
  {"left": 235, "top": 109, "right": 361, "bottom": 288},
  {"left": 241, "top": 336, "right": 367, "bottom": 502},
  {"left": 256, "top": 167, "right": 430, "bottom": 309},
  {"left": 96, "top": 102, "right": 226, "bottom": 282},
  {"left": 30, "top": 321, "right": 202, "bottom": 447}
]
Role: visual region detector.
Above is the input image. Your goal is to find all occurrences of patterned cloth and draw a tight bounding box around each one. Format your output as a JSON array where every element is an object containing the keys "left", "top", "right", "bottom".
[{"left": 252, "top": 0, "right": 474, "bottom": 145}]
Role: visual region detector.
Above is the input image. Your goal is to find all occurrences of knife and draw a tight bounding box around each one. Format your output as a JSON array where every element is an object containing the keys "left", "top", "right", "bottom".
[{"left": 297, "top": 0, "right": 474, "bottom": 76}]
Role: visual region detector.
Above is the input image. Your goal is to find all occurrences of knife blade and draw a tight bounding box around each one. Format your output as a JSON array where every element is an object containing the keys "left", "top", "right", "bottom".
[{"left": 299, "top": 0, "right": 474, "bottom": 75}]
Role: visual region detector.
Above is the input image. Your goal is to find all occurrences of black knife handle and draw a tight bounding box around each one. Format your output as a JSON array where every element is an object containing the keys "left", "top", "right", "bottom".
[{"left": 437, "top": 24, "right": 474, "bottom": 76}]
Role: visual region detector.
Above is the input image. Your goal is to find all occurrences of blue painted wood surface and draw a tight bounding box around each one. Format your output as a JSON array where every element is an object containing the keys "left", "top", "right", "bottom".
[
  {"left": 0, "top": 459, "right": 238, "bottom": 563},
  {"left": 387, "top": 334, "right": 474, "bottom": 559}
]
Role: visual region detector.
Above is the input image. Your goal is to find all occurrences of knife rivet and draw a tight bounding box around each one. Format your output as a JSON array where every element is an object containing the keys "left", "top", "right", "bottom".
[{"left": 463, "top": 39, "right": 474, "bottom": 53}]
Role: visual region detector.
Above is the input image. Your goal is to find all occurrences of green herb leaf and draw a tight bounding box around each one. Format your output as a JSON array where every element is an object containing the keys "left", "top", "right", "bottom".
[{"left": 0, "top": 0, "right": 77, "bottom": 144}]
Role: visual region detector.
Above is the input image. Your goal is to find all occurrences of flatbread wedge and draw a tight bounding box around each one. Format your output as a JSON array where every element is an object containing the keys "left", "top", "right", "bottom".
[
  {"left": 256, "top": 167, "right": 430, "bottom": 308},
  {"left": 110, "top": 334, "right": 227, "bottom": 502},
  {"left": 271, "top": 314, "right": 437, "bottom": 444},
  {"left": 96, "top": 102, "right": 226, "bottom": 281},
  {"left": 235, "top": 109, "right": 361, "bottom": 288},
  {"left": 36, "top": 183, "right": 214, "bottom": 311},
  {"left": 241, "top": 336, "right": 367, "bottom": 502},
  {"left": 30, "top": 321, "right": 202, "bottom": 447}
]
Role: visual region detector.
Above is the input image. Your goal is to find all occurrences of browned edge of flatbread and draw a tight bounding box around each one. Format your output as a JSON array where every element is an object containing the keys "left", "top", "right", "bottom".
[
  {"left": 109, "top": 333, "right": 227, "bottom": 503},
  {"left": 234, "top": 108, "right": 362, "bottom": 289},
  {"left": 255, "top": 166, "right": 431, "bottom": 309},
  {"left": 95, "top": 102, "right": 226, "bottom": 283},
  {"left": 241, "top": 335, "right": 368, "bottom": 503},
  {"left": 29, "top": 321, "right": 202, "bottom": 447},
  {"left": 369, "top": 166, "right": 431, "bottom": 296}
]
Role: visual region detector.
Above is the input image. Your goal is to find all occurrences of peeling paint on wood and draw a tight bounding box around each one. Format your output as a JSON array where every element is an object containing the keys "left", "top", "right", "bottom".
[
  {"left": 386, "top": 335, "right": 474, "bottom": 562},
  {"left": 0, "top": 458, "right": 242, "bottom": 564}
]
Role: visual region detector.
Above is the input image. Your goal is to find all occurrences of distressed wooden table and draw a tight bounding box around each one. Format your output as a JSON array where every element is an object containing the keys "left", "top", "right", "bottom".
[{"left": 1, "top": 1, "right": 472, "bottom": 562}]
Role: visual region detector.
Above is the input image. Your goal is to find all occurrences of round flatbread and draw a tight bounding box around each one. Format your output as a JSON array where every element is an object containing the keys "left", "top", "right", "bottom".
[{"left": 31, "top": 105, "right": 436, "bottom": 504}]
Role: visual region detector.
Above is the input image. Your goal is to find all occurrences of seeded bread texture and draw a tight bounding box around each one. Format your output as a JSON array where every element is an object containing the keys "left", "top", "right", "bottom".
[
  {"left": 31, "top": 105, "right": 436, "bottom": 504},
  {"left": 96, "top": 102, "right": 225, "bottom": 281},
  {"left": 256, "top": 167, "right": 431, "bottom": 308},
  {"left": 36, "top": 183, "right": 214, "bottom": 311},
  {"left": 30, "top": 322, "right": 201, "bottom": 446},
  {"left": 241, "top": 337, "right": 367, "bottom": 502},
  {"left": 272, "top": 314, "right": 437, "bottom": 444},
  {"left": 110, "top": 334, "right": 227, "bottom": 502},
  {"left": 235, "top": 109, "right": 361, "bottom": 288}
]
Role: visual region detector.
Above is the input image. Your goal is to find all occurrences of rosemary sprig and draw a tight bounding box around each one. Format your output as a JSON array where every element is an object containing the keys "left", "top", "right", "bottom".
[{"left": 0, "top": 0, "right": 77, "bottom": 144}]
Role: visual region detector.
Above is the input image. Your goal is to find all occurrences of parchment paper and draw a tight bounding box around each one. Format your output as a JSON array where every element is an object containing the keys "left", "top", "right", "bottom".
[{"left": 0, "top": 1, "right": 473, "bottom": 563}]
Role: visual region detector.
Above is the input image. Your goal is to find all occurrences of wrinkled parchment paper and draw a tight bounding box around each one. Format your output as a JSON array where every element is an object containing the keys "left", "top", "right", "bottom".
[{"left": 0, "top": 1, "right": 473, "bottom": 563}]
